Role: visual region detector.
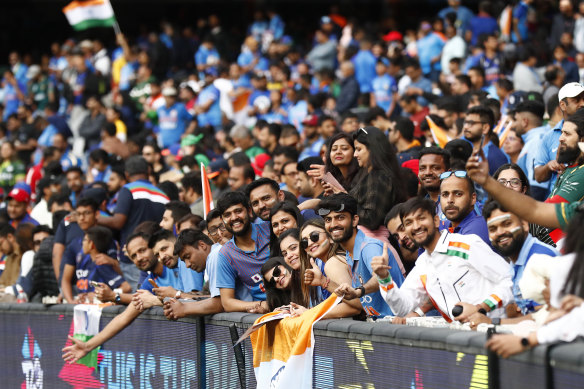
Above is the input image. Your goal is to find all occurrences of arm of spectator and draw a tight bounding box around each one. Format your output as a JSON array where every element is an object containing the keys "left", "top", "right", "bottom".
[
  {"left": 94, "top": 282, "right": 133, "bottom": 305},
  {"left": 386, "top": 92, "right": 398, "bottom": 118},
  {"left": 15, "top": 137, "right": 37, "bottom": 152},
  {"left": 163, "top": 296, "right": 224, "bottom": 320},
  {"left": 97, "top": 213, "right": 127, "bottom": 231},
  {"left": 152, "top": 286, "right": 179, "bottom": 299},
  {"left": 61, "top": 264, "right": 76, "bottom": 304},
  {"left": 466, "top": 148, "right": 561, "bottom": 229},
  {"left": 297, "top": 198, "right": 320, "bottom": 211},
  {"left": 219, "top": 288, "right": 267, "bottom": 312},
  {"left": 486, "top": 331, "right": 538, "bottom": 358},
  {"left": 534, "top": 160, "right": 565, "bottom": 183},
  {"left": 131, "top": 289, "right": 162, "bottom": 312},
  {"left": 52, "top": 243, "right": 65, "bottom": 281},
  {"left": 62, "top": 303, "right": 142, "bottom": 364},
  {"left": 93, "top": 253, "right": 122, "bottom": 275},
  {"left": 116, "top": 33, "right": 132, "bottom": 62}
]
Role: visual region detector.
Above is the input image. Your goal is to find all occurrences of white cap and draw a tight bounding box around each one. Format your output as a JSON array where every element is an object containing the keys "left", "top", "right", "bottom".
[
  {"left": 161, "top": 86, "right": 177, "bottom": 97},
  {"left": 558, "top": 82, "right": 584, "bottom": 102}
]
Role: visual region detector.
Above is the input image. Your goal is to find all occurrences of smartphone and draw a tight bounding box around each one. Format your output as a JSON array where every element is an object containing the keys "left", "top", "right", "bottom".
[
  {"left": 90, "top": 281, "right": 100, "bottom": 288},
  {"left": 478, "top": 134, "right": 485, "bottom": 150},
  {"left": 148, "top": 279, "right": 159, "bottom": 288}
]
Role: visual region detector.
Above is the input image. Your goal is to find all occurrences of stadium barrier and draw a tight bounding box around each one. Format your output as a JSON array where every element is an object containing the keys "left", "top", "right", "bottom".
[{"left": 1, "top": 303, "right": 583, "bottom": 388}]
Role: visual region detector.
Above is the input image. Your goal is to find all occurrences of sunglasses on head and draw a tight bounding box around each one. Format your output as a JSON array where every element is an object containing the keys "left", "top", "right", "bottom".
[
  {"left": 318, "top": 204, "right": 345, "bottom": 216},
  {"left": 300, "top": 231, "right": 323, "bottom": 249},
  {"left": 439, "top": 170, "right": 468, "bottom": 180}
]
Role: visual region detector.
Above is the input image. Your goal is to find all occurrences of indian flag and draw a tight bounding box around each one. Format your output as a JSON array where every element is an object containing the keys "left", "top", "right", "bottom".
[
  {"left": 445, "top": 241, "right": 470, "bottom": 260},
  {"left": 251, "top": 294, "right": 341, "bottom": 389},
  {"left": 63, "top": 0, "right": 116, "bottom": 31},
  {"left": 425, "top": 116, "right": 451, "bottom": 148},
  {"left": 201, "top": 162, "right": 214, "bottom": 219},
  {"left": 72, "top": 304, "right": 103, "bottom": 368}
]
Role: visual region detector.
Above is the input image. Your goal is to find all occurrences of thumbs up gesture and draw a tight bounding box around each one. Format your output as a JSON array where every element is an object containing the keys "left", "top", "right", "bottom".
[
  {"left": 371, "top": 243, "right": 391, "bottom": 279},
  {"left": 304, "top": 257, "right": 324, "bottom": 287}
]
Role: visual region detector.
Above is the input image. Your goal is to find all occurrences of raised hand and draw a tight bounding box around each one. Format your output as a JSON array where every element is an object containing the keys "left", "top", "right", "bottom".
[
  {"left": 466, "top": 147, "right": 490, "bottom": 186},
  {"left": 304, "top": 258, "right": 324, "bottom": 287},
  {"left": 371, "top": 243, "right": 391, "bottom": 279},
  {"left": 62, "top": 336, "right": 90, "bottom": 364}
]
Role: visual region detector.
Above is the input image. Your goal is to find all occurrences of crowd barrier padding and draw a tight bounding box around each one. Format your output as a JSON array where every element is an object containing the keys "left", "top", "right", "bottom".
[{"left": 1, "top": 303, "right": 583, "bottom": 388}]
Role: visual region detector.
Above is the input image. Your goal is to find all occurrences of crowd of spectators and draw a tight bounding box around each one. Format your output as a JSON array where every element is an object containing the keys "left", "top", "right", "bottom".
[{"left": 0, "top": 0, "right": 582, "bottom": 362}]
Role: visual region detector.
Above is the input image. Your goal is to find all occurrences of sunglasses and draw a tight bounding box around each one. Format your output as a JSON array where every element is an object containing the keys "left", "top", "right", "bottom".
[
  {"left": 439, "top": 170, "right": 468, "bottom": 180},
  {"left": 300, "top": 231, "right": 324, "bottom": 249},
  {"left": 266, "top": 265, "right": 285, "bottom": 288},
  {"left": 318, "top": 203, "right": 345, "bottom": 216}
]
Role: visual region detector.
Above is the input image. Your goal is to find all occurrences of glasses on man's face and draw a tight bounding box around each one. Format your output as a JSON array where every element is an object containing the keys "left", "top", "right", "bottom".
[
  {"left": 300, "top": 231, "right": 324, "bottom": 249},
  {"left": 463, "top": 120, "right": 486, "bottom": 127},
  {"left": 439, "top": 170, "right": 468, "bottom": 180},
  {"left": 497, "top": 178, "right": 522, "bottom": 188},
  {"left": 77, "top": 210, "right": 94, "bottom": 218},
  {"left": 208, "top": 224, "right": 226, "bottom": 236}
]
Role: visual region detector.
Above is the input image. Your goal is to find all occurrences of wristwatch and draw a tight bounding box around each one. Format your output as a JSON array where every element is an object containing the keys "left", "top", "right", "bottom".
[
  {"left": 478, "top": 308, "right": 488, "bottom": 316},
  {"left": 521, "top": 337, "right": 530, "bottom": 348},
  {"left": 175, "top": 290, "right": 182, "bottom": 299},
  {"left": 357, "top": 286, "right": 366, "bottom": 298},
  {"left": 491, "top": 318, "right": 501, "bottom": 325},
  {"left": 114, "top": 292, "right": 121, "bottom": 303}
]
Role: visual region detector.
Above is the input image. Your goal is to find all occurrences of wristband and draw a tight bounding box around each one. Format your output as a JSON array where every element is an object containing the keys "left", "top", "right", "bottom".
[
  {"left": 377, "top": 274, "right": 392, "bottom": 285},
  {"left": 357, "top": 286, "right": 366, "bottom": 298},
  {"left": 414, "top": 307, "right": 425, "bottom": 317}
]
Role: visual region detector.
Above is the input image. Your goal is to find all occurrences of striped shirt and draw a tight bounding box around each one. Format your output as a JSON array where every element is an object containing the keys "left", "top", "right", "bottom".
[{"left": 215, "top": 221, "right": 271, "bottom": 301}]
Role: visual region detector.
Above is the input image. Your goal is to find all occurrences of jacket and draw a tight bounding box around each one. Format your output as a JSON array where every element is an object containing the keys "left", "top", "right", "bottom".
[{"left": 379, "top": 230, "right": 514, "bottom": 321}]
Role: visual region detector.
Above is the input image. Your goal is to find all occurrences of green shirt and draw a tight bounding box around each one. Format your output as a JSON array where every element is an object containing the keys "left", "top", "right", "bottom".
[
  {"left": 555, "top": 201, "right": 583, "bottom": 229},
  {"left": 548, "top": 164, "right": 584, "bottom": 202},
  {"left": 244, "top": 146, "right": 266, "bottom": 160}
]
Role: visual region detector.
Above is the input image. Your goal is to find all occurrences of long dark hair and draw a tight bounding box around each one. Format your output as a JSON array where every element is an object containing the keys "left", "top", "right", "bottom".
[
  {"left": 269, "top": 201, "right": 304, "bottom": 256},
  {"left": 325, "top": 133, "right": 360, "bottom": 191},
  {"left": 260, "top": 256, "right": 304, "bottom": 311},
  {"left": 562, "top": 209, "right": 584, "bottom": 299},
  {"left": 352, "top": 126, "right": 406, "bottom": 202}
]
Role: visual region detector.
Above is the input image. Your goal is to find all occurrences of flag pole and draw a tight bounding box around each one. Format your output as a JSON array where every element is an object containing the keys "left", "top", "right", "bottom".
[{"left": 108, "top": 0, "right": 122, "bottom": 35}]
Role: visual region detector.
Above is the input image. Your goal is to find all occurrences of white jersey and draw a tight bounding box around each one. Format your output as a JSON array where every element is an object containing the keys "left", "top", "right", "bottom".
[{"left": 379, "top": 230, "right": 514, "bottom": 321}]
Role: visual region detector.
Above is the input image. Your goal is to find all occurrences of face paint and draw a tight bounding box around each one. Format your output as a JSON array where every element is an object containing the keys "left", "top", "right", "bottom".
[
  {"left": 487, "top": 214, "right": 511, "bottom": 226},
  {"left": 510, "top": 226, "right": 522, "bottom": 234}
]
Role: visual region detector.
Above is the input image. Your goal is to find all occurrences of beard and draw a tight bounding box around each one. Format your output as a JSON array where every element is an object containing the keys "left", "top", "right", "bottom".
[
  {"left": 330, "top": 225, "right": 354, "bottom": 243},
  {"left": 493, "top": 231, "right": 525, "bottom": 258},
  {"left": 557, "top": 144, "right": 581, "bottom": 164},
  {"left": 226, "top": 214, "right": 252, "bottom": 237}
]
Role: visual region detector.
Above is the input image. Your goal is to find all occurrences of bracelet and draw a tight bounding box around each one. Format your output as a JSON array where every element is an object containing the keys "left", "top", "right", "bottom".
[
  {"left": 414, "top": 307, "right": 425, "bottom": 317},
  {"left": 322, "top": 277, "right": 330, "bottom": 289},
  {"left": 377, "top": 274, "right": 392, "bottom": 285},
  {"left": 357, "top": 286, "right": 366, "bottom": 298}
]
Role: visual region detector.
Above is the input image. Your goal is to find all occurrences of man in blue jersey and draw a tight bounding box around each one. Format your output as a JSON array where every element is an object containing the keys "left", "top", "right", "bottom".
[
  {"left": 98, "top": 156, "right": 169, "bottom": 290},
  {"left": 61, "top": 198, "right": 126, "bottom": 304},
  {"left": 323, "top": 193, "right": 405, "bottom": 318},
  {"left": 215, "top": 191, "right": 271, "bottom": 313},
  {"left": 483, "top": 200, "right": 557, "bottom": 315},
  {"left": 156, "top": 86, "right": 192, "bottom": 148}
]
